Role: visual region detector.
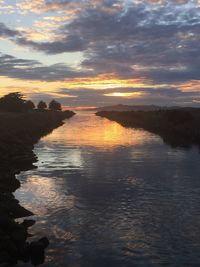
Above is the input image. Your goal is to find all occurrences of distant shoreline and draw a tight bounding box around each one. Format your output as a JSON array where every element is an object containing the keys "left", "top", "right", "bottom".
[
  {"left": 0, "top": 110, "right": 75, "bottom": 266},
  {"left": 96, "top": 109, "right": 200, "bottom": 148}
]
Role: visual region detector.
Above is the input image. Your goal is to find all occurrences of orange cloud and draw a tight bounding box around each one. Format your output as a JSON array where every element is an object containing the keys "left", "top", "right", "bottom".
[
  {"left": 17, "top": 27, "right": 53, "bottom": 41},
  {"left": 179, "top": 80, "right": 200, "bottom": 92},
  {"left": 0, "top": 73, "right": 177, "bottom": 99}
]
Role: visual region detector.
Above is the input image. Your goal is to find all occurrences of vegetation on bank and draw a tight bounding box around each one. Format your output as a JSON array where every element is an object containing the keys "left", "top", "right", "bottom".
[
  {"left": 0, "top": 110, "right": 75, "bottom": 170},
  {"left": 96, "top": 109, "right": 200, "bottom": 147},
  {"left": 0, "top": 92, "right": 75, "bottom": 266},
  {"left": 0, "top": 92, "right": 62, "bottom": 112}
]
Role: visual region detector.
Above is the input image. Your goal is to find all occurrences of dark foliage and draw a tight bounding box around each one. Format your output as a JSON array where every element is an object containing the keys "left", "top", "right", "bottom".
[
  {"left": 0, "top": 92, "right": 26, "bottom": 112},
  {"left": 24, "top": 100, "right": 35, "bottom": 111},
  {"left": 49, "top": 100, "right": 62, "bottom": 111},
  {"left": 37, "top": 101, "right": 47, "bottom": 110}
]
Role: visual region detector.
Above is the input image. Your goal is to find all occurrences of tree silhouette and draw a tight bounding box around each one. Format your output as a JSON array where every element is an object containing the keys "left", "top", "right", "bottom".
[
  {"left": 49, "top": 100, "right": 62, "bottom": 111},
  {"left": 25, "top": 100, "right": 35, "bottom": 111},
  {"left": 37, "top": 101, "right": 47, "bottom": 110},
  {"left": 0, "top": 92, "right": 26, "bottom": 112}
]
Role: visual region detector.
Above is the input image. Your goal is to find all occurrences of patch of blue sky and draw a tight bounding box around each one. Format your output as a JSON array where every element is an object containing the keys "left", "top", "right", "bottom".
[{"left": 0, "top": 38, "right": 83, "bottom": 67}]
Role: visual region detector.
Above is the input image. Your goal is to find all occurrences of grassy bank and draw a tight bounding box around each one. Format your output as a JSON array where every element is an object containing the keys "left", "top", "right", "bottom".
[
  {"left": 0, "top": 110, "right": 75, "bottom": 266},
  {"left": 96, "top": 109, "right": 200, "bottom": 148}
]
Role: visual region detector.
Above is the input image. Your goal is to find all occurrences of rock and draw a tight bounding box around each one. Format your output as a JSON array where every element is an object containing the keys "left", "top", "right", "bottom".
[
  {"left": 11, "top": 225, "right": 27, "bottom": 245},
  {"left": 0, "top": 251, "right": 13, "bottom": 263},
  {"left": 2, "top": 239, "right": 18, "bottom": 259},
  {"left": 29, "top": 241, "right": 45, "bottom": 266},
  {"left": 9, "top": 204, "right": 34, "bottom": 219},
  {"left": 22, "top": 219, "right": 36, "bottom": 228},
  {"left": 0, "top": 215, "right": 16, "bottom": 230},
  {"left": 29, "top": 237, "right": 49, "bottom": 266},
  {"left": 18, "top": 242, "right": 30, "bottom": 262},
  {"left": 38, "top": 237, "right": 49, "bottom": 249},
  {"left": 0, "top": 111, "right": 74, "bottom": 265}
]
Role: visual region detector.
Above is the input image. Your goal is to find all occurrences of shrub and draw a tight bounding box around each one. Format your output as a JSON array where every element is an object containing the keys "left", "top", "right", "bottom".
[
  {"left": 49, "top": 100, "right": 62, "bottom": 111},
  {"left": 37, "top": 101, "right": 47, "bottom": 110}
]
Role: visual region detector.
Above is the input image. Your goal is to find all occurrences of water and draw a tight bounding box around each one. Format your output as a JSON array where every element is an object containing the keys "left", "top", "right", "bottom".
[{"left": 16, "top": 112, "right": 200, "bottom": 266}]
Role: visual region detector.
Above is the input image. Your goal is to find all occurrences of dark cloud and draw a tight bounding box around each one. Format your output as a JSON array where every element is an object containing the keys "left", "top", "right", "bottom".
[
  {"left": 78, "top": 7, "right": 200, "bottom": 82},
  {"left": 0, "top": 53, "right": 39, "bottom": 66},
  {"left": 16, "top": 34, "right": 87, "bottom": 54},
  {"left": 1, "top": 0, "right": 200, "bottom": 106},
  {"left": 0, "top": 22, "right": 19, "bottom": 38},
  {"left": 15, "top": 0, "right": 200, "bottom": 84},
  {"left": 55, "top": 87, "right": 200, "bottom": 106},
  {"left": 44, "top": 0, "right": 122, "bottom": 9},
  {"left": 0, "top": 53, "right": 93, "bottom": 81}
]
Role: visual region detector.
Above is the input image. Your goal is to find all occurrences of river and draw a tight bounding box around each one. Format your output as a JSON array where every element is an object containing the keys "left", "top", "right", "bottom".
[{"left": 16, "top": 111, "right": 200, "bottom": 267}]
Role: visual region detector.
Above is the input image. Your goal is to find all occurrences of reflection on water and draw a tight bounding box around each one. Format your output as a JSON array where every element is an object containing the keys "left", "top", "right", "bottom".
[
  {"left": 16, "top": 112, "right": 200, "bottom": 266},
  {"left": 42, "top": 111, "right": 153, "bottom": 148}
]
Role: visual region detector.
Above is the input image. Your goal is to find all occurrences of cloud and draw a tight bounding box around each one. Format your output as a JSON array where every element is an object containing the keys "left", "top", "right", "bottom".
[
  {"left": 17, "top": 0, "right": 123, "bottom": 13},
  {"left": 16, "top": 34, "right": 87, "bottom": 54},
  {"left": 55, "top": 87, "right": 200, "bottom": 106},
  {"left": 8, "top": 0, "right": 199, "bottom": 85},
  {"left": 0, "top": 20, "right": 86, "bottom": 54},
  {"left": 1, "top": 0, "right": 200, "bottom": 106},
  {"left": 0, "top": 53, "right": 92, "bottom": 81},
  {"left": 78, "top": 5, "right": 200, "bottom": 83},
  {"left": 0, "top": 22, "right": 19, "bottom": 37}
]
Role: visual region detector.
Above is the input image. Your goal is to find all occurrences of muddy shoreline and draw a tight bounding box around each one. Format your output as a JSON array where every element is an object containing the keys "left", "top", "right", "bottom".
[{"left": 0, "top": 110, "right": 75, "bottom": 266}]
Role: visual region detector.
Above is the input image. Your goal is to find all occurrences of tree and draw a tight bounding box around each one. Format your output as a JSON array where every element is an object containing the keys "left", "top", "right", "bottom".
[
  {"left": 37, "top": 101, "right": 47, "bottom": 110},
  {"left": 0, "top": 92, "right": 26, "bottom": 112},
  {"left": 49, "top": 100, "right": 62, "bottom": 111},
  {"left": 24, "top": 100, "right": 35, "bottom": 111}
]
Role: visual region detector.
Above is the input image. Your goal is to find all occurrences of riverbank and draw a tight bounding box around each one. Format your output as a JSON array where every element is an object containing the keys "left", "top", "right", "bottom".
[
  {"left": 96, "top": 109, "right": 200, "bottom": 148},
  {"left": 0, "top": 110, "right": 75, "bottom": 266}
]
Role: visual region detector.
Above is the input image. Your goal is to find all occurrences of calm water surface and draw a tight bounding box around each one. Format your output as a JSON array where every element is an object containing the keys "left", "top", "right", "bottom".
[{"left": 16, "top": 112, "right": 200, "bottom": 267}]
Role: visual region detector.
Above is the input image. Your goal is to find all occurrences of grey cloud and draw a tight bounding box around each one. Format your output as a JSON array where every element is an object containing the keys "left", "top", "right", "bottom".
[
  {"left": 0, "top": 53, "right": 93, "bottom": 81},
  {"left": 0, "top": 53, "right": 39, "bottom": 66},
  {"left": 16, "top": 34, "right": 87, "bottom": 54},
  {"left": 44, "top": 0, "right": 123, "bottom": 9},
  {"left": 55, "top": 87, "right": 200, "bottom": 106},
  {"left": 1, "top": 0, "right": 200, "bottom": 92},
  {"left": 66, "top": 3, "right": 200, "bottom": 83},
  {"left": 0, "top": 22, "right": 19, "bottom": 38}
]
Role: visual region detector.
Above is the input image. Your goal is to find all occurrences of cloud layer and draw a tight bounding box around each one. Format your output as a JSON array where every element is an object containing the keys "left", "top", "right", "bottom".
[{"left": 0, "top": 0, "right": 200, "bottom": 106}]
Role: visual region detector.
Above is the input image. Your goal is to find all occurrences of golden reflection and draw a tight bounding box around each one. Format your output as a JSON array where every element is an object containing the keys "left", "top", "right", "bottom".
[
  {"left": 63, "top": 106, "right": 97, "bottom": 110},
  {"left": 43, "top": 112, "right": 152, "bottom": 149}
]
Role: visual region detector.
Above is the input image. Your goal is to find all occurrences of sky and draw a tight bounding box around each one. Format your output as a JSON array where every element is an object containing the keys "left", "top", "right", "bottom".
[{"left": 0, "top": 0, "right": 200, "bottom": 107}]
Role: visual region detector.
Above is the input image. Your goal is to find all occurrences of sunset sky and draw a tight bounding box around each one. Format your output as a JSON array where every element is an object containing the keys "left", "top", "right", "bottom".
[{"left": 0, "top": 0, "right": 200, "bottom": 107}]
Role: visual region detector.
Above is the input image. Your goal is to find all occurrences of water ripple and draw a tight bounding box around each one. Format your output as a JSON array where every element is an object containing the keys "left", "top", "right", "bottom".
[{"left": 16, "top": 112, "right": 200, "bottom": 266}]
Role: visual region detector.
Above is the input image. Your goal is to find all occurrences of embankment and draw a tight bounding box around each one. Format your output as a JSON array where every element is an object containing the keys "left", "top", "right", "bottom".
[
  {"left": 0, "top": 110, "right": 75, "bottom": 266},
  {"left": 96, "top": 109, "right": 200, "bottom": 148}
]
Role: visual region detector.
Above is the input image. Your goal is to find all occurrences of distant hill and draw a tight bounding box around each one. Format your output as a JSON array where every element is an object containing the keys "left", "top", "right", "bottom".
[{"left": 95, "top": 104, "right": 177, "bottom": 112}]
